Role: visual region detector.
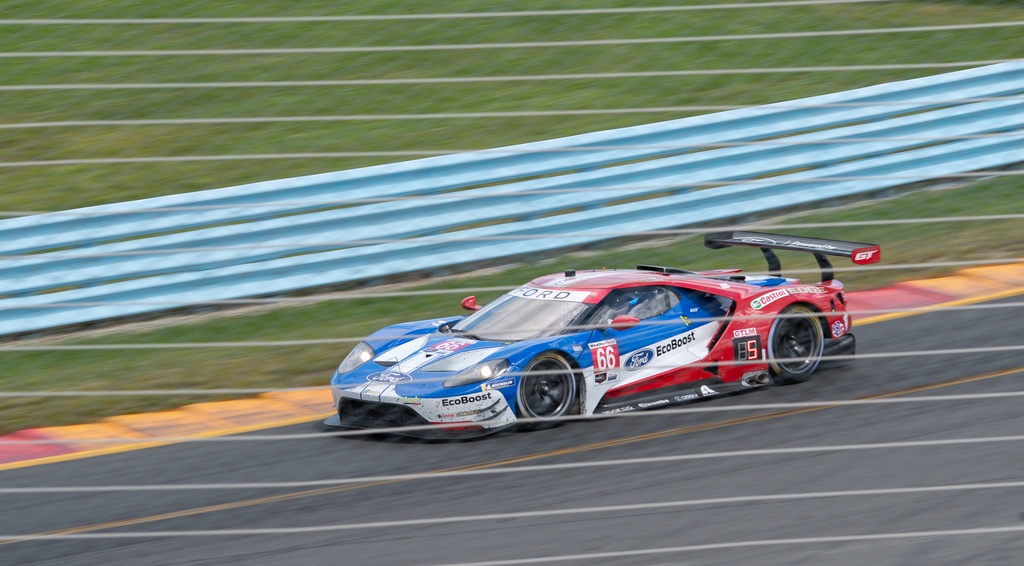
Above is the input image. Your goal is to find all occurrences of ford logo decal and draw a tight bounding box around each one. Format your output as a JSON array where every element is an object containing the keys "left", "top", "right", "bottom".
[
  {"left": 366, "top": 371, "right": 413, "bottom": 384},
  {"left": 624, "top": 349, "right": 654, "bottom": 370}
]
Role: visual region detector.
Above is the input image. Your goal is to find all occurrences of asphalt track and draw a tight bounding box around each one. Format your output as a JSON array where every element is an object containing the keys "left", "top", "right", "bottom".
[{"left": 1, "top": 295, "right": 1022, "bottom": 565}]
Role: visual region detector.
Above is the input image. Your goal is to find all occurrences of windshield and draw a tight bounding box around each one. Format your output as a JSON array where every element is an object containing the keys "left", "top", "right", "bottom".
[{"left": 452, "top": 293, "right": 591, "bottom": 341}]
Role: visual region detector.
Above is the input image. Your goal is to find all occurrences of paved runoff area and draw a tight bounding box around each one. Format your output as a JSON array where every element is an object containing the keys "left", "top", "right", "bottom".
[{"left": 2, "top": 262, "right": 1023, "bottom": 469}]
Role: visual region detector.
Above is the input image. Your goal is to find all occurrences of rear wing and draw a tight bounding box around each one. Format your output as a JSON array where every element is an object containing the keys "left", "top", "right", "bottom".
[{"left": 704, "top": 231, "right": 880, "bottom": 283}]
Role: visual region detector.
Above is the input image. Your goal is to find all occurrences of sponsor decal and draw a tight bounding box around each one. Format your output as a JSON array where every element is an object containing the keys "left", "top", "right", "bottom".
[
  {"left": 366, "top": 371, "right": 413, "bottom": 384},
  {"left": 791, "top": 286, "right": 827, "bottom": 294},
  {"left": 362, "top": 383, "right": 389, "bottom": 398},
  {"left": 832, "top": 320, "right": 847, "bottom": 338},
  {"left": 751, "top": 289, "right": 790, "bottom": 310},
  {"left": 699, "top": 385, "right": 719, "bottom": 396},
  {"left": 623, "top": 348, "right": 654, "bottom": 371},
  {"left": 589, "top": 339, "right": 621, "bottom": 372},
  {"left": 739, "top": 236, "right": 778, "bottom": 246},
  {"left": 429, "top": 338, "right": 474, "bottom": 353},
  {"left": 733, "top": 327, "right": 758, "bottom": 338},
  {"left": 751, "top": 287, "right": 826, "bottom": 310},
  {"left": 638, "top": 399, "right": 671, "bottom": 409},
  {"left": 509, "top": 287, "right": 590, "bottom": 302},
  {"left": 782, "top": 239, "right": 838, "bottom": 252},
  {"left": 680, "top": 315, "right": 691, "bottom": 326},
  {"left": 441, "top": 391, "right": 493, "bottom": 407},
  {"left": 738, "top": 236, "right": 841, "bottom": 252},
  {"left": 452, "top": 409, "right": 485, "bottom": 418},
  {"left": 852, "top": 246, "right": 881, "bottom": 264},
  {"left": 481, "top": 378, "right": 515, "bottom": 391},
  {"left": 594, "top": 371, "right": 618, "bottom": 384},
  {"left": 656, "top": 331, "right": 696, "bottom": 356},
  {"left": 674, "top": 394, "right": 698, "bottom": 402},
  {"left": 401, "top": 396, "right": 421, "bottom": 405},
  {"left": 600, "top": 406, "right": 635, "bottom": 414},
  {"left": 546, "top": 277, "right": 577, "bottom": 287},
  {"left": 572, "top": 344, "right": 584, "bottom": 353}
]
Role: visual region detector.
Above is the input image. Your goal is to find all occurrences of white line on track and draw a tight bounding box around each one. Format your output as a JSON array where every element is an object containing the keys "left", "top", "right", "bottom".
[
  {"left": 1, "top": 482, "right": 1022, "bottom": 538},
  {"left": 439, "top": 526, "right": 1024, "bottom": 566},
  {"left": 1, "top": 438, "right": 1023, "bottom": 491}
]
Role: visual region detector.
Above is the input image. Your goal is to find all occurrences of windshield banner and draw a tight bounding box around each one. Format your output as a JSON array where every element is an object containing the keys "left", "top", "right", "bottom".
[{"left": 509, "top": 287, "right": 592, "bottom": 302}]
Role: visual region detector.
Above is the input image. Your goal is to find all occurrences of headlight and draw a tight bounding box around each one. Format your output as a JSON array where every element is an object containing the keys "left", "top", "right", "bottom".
[
  {"left": 443, "top": 359, "right": 511, "bottom": 388},
  {"left": 337, "top": 342, "right": 376, "bottom": 374}
]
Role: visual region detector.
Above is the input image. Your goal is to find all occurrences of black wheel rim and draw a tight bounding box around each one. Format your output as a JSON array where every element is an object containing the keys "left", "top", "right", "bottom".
[
  {"left": 520, "top": 359, "right": 575, "bottom": 418},
  {"left": 773, "top": 316, "right": 819, "bottom": 374}
]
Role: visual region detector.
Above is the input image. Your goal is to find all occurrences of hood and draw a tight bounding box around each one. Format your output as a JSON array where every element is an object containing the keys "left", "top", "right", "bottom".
[{"left": 370, "top": 334, "right": 506, "bottom": 375}]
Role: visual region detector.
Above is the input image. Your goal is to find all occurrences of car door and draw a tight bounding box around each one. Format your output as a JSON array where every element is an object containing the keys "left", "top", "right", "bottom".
[{"left": 585, "top": 286, "right": 727, "bottom": 388}]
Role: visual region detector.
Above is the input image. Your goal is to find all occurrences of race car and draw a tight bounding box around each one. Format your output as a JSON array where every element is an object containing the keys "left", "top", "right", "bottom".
[{"left": 326, "top": 231, "right": 880, "bottom": 436}]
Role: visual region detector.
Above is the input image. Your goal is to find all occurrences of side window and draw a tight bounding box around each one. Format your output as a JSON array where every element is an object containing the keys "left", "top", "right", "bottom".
[
  {"left": 677, "top": 288, "right": 733, "bottom": 319},
  {"left": 591, "top": 287, "right": 680, "bottom": 323}
]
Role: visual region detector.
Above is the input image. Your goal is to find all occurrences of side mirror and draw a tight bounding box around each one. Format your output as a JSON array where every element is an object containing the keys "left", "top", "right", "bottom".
[
  {"left": 461, "top": 296, "right": 481, "bottom": 312},
  {"left": 610, "top": 315, "right": 640, "bottom": 331}
]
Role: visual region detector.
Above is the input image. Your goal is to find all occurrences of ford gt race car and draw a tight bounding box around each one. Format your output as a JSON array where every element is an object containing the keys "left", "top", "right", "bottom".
[{"left": 326, "top": 231, "right": 881, "bottom": 436}]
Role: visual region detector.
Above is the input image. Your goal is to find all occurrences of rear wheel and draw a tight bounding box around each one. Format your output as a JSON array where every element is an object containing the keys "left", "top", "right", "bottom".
[
  {"left": 767, "top": 304, "right": 824, "bottom": 385},
  {"left": 517, "top": 353, "right": 578, "bottom": 423}
]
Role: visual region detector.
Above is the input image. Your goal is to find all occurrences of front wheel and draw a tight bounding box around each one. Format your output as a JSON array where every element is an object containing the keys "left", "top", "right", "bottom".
[
  {"left": 517, "top": 353, "right": 578, "bottom": 424},
  {"left": 767, "top": 304, "right": 824, "bottom": 385}
]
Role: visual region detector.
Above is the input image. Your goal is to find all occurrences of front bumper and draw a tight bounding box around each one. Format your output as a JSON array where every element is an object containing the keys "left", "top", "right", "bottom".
[{"left": 330, "top": 383, "right": 517, "bottom": 436}]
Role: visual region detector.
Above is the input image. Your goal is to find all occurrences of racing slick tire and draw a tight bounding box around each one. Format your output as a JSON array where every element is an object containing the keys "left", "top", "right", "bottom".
[
  {"left": 517, "top": 353, "right": 579, "bottom": 427},
  {"left": 767, "top": 303, "right": 825, "bottom": 385}
]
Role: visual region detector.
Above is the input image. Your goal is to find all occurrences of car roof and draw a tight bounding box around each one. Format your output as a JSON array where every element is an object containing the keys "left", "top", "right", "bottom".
[{"left": 527, "top": 269, "right": 757, "bottom": 303}]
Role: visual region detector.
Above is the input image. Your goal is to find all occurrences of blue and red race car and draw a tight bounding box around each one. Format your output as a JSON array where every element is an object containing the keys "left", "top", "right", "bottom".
[{"left": 326, "top": 231, "right": 880, "bottom": 436}]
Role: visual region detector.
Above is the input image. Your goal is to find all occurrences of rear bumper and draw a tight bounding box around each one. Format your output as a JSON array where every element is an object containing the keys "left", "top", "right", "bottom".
[{"left": 821, "top": 333, "right": 856, "bottom": 368}]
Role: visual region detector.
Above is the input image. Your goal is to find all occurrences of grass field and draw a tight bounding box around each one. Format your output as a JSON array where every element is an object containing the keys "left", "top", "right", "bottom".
[
  {"left": 2, "top": 1, "right": 1023, "bottom": 212},
  {"left": 0, "top": 0, "right": 1022, "bottom": 433}
]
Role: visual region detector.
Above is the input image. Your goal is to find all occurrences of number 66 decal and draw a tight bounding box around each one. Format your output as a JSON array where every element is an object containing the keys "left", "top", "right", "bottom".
[{"left": 589, "top": 339, "right": 620, "bottom": 372}]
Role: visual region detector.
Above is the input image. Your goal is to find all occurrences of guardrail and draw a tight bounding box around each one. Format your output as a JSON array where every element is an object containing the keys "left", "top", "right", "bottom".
[{"left": 2, "top": 61, "right": 1023, "bottom": 337}]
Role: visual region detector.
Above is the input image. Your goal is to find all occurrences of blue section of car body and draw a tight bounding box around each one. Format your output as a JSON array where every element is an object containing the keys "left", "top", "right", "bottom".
[
  {"left": 332, "top": 319, "right": 593, "bottom": 413},
  {"left": 746, "top": 277, "right": 790, "bottom": 287},
  {"left": 333, "top": 285, "right": 734, "bottom": 415},
  {"left": 362, "top": 316, "right": 466, "bottom": 352}
]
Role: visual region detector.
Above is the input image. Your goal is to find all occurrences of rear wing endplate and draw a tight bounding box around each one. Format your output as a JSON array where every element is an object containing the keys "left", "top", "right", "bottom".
[{"left": 704, "top": 231, "right": 880, "bottom": 282}]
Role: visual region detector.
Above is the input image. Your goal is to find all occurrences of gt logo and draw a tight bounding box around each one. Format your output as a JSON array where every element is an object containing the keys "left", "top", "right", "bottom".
[{"left": 852, "top": 247, "right": 881, "bottom": 264}]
